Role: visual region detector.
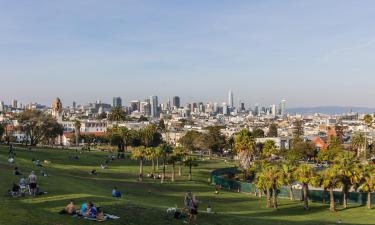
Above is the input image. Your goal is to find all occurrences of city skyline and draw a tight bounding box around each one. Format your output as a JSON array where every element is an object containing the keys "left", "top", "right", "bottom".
[{"left": 1, "top": 1, "right": 375, "bottom": 107}]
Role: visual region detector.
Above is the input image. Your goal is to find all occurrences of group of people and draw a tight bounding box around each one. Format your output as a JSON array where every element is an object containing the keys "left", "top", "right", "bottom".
[
  {"left": 60, "top": 200, "right": 106, "bottom": 221},
  {"left": 147, "top": 173, "right": 162, "bottom": 180},
  {"left": 9, "top": 171, "right": 40, "bottom": 197}
]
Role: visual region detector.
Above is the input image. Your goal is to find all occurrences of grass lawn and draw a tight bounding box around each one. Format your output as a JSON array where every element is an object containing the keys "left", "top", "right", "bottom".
[{"left": 0, "top": 145, "right": 374, "bottom": 225}]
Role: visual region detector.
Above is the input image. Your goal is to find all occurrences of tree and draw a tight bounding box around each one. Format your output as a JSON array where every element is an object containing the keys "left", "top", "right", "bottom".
[
  {"left": 108, "top": 107, "right": 126, "bottom": 122},
  {"left": 97, "top": 112, "right": 107, "bottom": 119},
  {"left": 252, "top": 128, "right": 265, "bottom": 138},
  {"left": 145, "top": 147, "right": 159, "bottom": 172},
  {"left": 235, "top": 129, "right": 256, "bottom": 170},
  {"left": 184, "top": 156, "right": 199, "bottom": 181},
  {"left": 292, "top": 120, "right": 304, "bottom": 139},
  {"left": 159, "top": 143, "right": 173, "bottom": 183},
  {"left": 336, "top": 152, "right": 361, "bottom": 208},
  {"left": 107, "top": 126, "right": 131, "bottom": 158},
  {"left": 268, "top": 123, "right": 278, "bottom": 137},
  {"left": 179, "top": 130, "right": 201, "bottom": 152},
  {"left": 140, "top": 125, "right": 163, "bottom": 148},
  {"left": 0, "top": 123, "right": 4, "bottom": 141},
  {"left": 281, "top": 163, "right": 297, "bottom": 200},
  {"left": 131, "top": 146, "right": 148, "bottom": 181},
  {"left": 74, "top": 119, "right": 81, "bottom": 147},
  {"left": 173, "top": 147, "right": 188, "bottom": 176},
  {"left": 363, "top": 114, "right": 373, "bottom": 127},
  {"left": 359, "top": 164, "right": 375, "bottom": 209},
  {"left": 295, "top": 164, "right": 315, "bottom": 209},
  {"left": 202, "top": 126, "right": 226, "bottom": 155},
  {"left": 262, "top": 140, "right": 278, "bottom": 159},
  {"left": 319, "top": 166, "right": 341, "bottom": 212},
  {"left": 352, "top": 132, "right": 367, "bottom": 158},
  {"left": 17, "top": 110, "right": 63, "bottom": 146}
]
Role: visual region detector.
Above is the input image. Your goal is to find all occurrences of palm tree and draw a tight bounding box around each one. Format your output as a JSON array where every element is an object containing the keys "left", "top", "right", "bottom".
[
  {"left": 319, "top": 166, "right": 341, "bottom": 212},
  {"left": 359, "top": 164, "right": 375, "bottom": 209},
  {"left": 262, "top": 140, "right": 278, "bottom": 160},
  {"left": 352, "top": 132, "right": 367, "bottom": 158},
  {"left": 295, "top": 164, "right": 315, "bottom": 209},
  {"left": 184, "top": 156, "right": 199, "bottom": 181},
  {"left": 159, "top": 143, "right": 173, "bottom": 184},
  {"left": 74, "top": 119, "right": 81, "bottom": 147},
  {"left": 145, "top": 147, "right": 157, "bottom": 172},
  {"left": 235, "top": 129, "right": 256, "bottom": 178},
  {"left": 256, "top": 170, "right": 272, "bottom": 207},
  {"left": 281, "top": 163, "right": 297, "bottom": 201},
  {"left": 131, "top": 146, "right": 147, "bottom": 182},
  {"left": 336, "top": 152, "right": 361, "bottom": 208},
  {"left": 173, "top": 147, "right": 187, "bottom": 176}
]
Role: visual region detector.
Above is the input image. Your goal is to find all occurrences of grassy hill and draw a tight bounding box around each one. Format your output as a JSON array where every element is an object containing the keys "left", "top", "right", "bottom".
[{"left": 0, "top": 145, "right": 373, "bottom": 225}]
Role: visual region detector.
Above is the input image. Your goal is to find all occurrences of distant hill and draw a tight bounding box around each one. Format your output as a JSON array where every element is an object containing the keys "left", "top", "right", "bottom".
[{"left": 288, "top": 106, "right": 375, "bottom": 115}]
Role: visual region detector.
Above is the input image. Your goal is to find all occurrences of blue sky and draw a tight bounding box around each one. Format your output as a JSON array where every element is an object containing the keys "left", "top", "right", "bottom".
[{"left": 1, "top": 0, "right": 375, "bottom": 107}]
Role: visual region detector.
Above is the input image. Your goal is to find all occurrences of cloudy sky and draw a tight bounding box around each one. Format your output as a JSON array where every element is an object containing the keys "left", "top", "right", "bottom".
[{"left": 1, "top": 0, "right": 375, "bottom": 107}]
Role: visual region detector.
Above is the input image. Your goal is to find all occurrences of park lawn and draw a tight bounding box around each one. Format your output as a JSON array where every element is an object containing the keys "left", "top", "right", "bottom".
[{"left": 0, "top": 145, "right": 374, "bottom": 225}]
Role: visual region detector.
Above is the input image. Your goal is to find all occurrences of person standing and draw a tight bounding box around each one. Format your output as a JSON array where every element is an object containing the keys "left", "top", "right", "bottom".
[
  {"left": 28, "top": 171, "right": 37, "bottom": 197},
  {"left": 184, "top": 191, "right": 198, "bottom": 224}
]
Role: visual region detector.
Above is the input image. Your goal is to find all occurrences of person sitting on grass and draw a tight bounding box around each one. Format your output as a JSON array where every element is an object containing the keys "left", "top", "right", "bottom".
[
  {"left": 13, "top": 167, "right": 22, "bottom": 176},
  {"left": 9, "top": 183, "right": 20, "bottom": 197},
  {"left": 90, "top": 169, "right": 98, "bottom": 175},
  {"left": 33, "top": 159, "right": 43, "bottom": 167},
  {"left": 19, "top": 178, "right": 28, "bottom": 194},
  {"left": 96, "top": 207, "right": 105, "bottom": 221},
  {"left": 112, "top": 187, "right": 122, "bottom": 198},
  {"left": 8, "top": 157, "right": 15, "bottom": 164},
  {"left": 87, "top": 204, "right": 98, "bottom": 218},
  {"left": 80, "top": 202, "right": 91, "bottom": 216},
  {"left": 40, "top": 170, "right": 48, "bottom": 177}
]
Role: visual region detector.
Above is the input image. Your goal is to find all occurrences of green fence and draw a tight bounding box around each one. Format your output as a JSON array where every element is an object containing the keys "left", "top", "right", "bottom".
[{"left": 211, "top": 167, "right": 375, "bottom": 206}]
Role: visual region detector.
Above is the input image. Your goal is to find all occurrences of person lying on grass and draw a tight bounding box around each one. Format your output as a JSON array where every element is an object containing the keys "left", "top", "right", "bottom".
[
  {"left": 13, "top": 167, "right": 22, "bottom": 176},
  {"left": 59, "top": 200, "right": 78, "bottom": 215}
]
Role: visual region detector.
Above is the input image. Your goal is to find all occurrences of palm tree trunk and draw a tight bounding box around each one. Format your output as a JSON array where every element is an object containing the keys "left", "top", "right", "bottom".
[
  {"left": 188, "top": 163, "right": 192, "bottom": 181},
  {"left": 329, "top": 187, "right": 335, "bottom": 212},
  {"left": 272, "top": 187, "right": 278, "bottom": 209},
  {"left": 178, "top": 162, "right": 182, "bottom": 176},
  {"left": 289, "top": 185, "right": 295, "bottom": 201},
  {"left": 266, "top": 189, "right": 271, "bottom": 208},
  {"left": 161, "top": 157, "right": 166, "bottom": 184},
  {"left": 156, "top": 157, "right": 159, "bottom": 169},
  {"left": 368, "top": 192, "right": 372, "bottom": 209},
  {"left": 171, "top": 162, "right": 175, "bottom": 182},
  {"left": 152, "top": 159, "right": 155, "bottom": 172},
  {"left": 303, "top": 184, "right": 309, "bottom": 209},
  {"left": 343, "top": 185, "right": 348, "bottom": 209},
  {"left": 139, "top": 159, "right": 143, "bottom": 182}
]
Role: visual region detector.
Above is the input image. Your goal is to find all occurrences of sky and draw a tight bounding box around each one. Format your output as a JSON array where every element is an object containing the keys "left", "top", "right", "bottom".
[{"left": 1, "top": 0, "right": 375, "bottom": 108}]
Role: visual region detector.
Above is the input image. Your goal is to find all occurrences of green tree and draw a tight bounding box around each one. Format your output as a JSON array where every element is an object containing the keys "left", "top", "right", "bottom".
[
  {"left": 108, "top": 107, "right": 126, "bottom": 122},
  {"left": 295, "top": 164, "right": 315, "bottom": 209},
  {"left": 359, "top": 164, "right": 375, "bottom": 209},
  {"left": 292, "top": 120, "right": 304, "bottom": 140},
  {"left": 281, "top": 163, "right": 297, "bottom": 200},
  {"left": 159, "top": 143, "right": 173, "bottom": 183},
  {"left": 17, "top": 110, "right": 63, "bottom": 146},
  {"left": 184, "top": 156, "right": 199, "bottom": 181},
  {"left": 352, "top": 132, "right": 367, "bottom": 158},
  {"left": 252, "top": 128, "right": 265, "bottom": 138},
  {"left": 268, "top": 123, "right": 278, "bottom": 137},
  {"left": 319, "top": 166, "right": 341, "bottom": 212},
  {"left": 235, "top": 129, "right": 256, "bottom": 170},
  {"left": 131, "top": 146, "right": 148, "bottom": 182},
  {"left": 262, "top": 140, "right": 278, "bottom": 159},
  {"left": 363, "top": 114, "right": 373, "bottom": 127},
  {"left": 0, "top": 123, "right": 5, "bottom": 140}
]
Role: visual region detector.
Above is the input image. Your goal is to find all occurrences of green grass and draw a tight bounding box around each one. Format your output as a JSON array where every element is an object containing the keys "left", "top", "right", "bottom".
[{"left": 0, "top": 145, "right": 373, "bottom": 225}]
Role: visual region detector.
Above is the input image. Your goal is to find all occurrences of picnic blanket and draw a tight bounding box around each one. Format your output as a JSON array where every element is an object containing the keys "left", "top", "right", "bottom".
[{"left": 82, "top": 214, "right": 120, "bottom": 222}]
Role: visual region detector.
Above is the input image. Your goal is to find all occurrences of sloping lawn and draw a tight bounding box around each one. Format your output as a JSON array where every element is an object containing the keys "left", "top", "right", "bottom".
[{"left": 0, "top": 145, "right": 373, "bottom": 225}]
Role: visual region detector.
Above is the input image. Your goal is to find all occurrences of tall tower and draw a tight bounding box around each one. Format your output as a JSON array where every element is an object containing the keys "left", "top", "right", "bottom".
[
  {"left": 228, "top": 90, "right": 234, "bottom": 108},
  {"left": 112, "top": 97, "right": 122, "bottom": 108},
  {"left": 172, "top": 96, "right": 180, "bottom": 108},
  {"left": 150, "top": 96, "right": 158, "bottom": 118},
  {"left": 280, "top": 100, "right": 286, "bottom": 117}
]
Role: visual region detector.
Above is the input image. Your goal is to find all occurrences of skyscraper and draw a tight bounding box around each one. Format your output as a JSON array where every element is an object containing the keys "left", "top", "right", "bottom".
[
  {"left": 12, "top": 100, "right": 18, "bottom": 108},
  {"left": 150, "top": 96, "right": 158, "bottom": 118},
  {"left": 280, "top": 100, "right": 286, "bottom": 117},
  {"left": 172, "top": 96, "right": 180, "bottom": 108},
  {"left": 228, "top": 90, "right": 234, "bottom": 108},
  {"left": 112, "top": 97, "right": 122, "bottom": 108}
]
